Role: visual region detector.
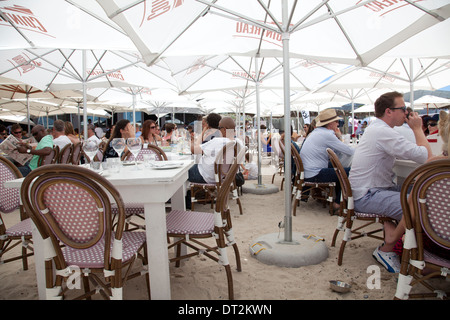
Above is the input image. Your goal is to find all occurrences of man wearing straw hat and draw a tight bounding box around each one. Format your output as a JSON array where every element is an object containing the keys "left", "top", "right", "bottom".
[
  {"left": 300, "top": 108, "right": 355, "bottom": 212},
  {"left": 349, "top": 91, "right": 431, "bottom": 273}
]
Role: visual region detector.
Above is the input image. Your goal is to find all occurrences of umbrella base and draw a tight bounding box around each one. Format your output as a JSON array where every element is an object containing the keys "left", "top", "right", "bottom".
[
  {"left": 242, "top": 183, "right": 279, "bottom": 195},
  {"left": 249, "top": 232, "right": 328, "bottom": 268}
]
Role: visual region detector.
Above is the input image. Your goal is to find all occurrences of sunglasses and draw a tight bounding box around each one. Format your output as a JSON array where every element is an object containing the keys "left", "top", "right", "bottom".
[
  {"left": 0, "top": 132, "right": 7, "bottom": 136},
  {"left": 389, "top": 106, "right": 407, "bottom": 112},
  {"left": 13, "top": 131, "right": 22, "bottom": 134},
  {"left": 428, "top": 123, "right": 437, "bottom": 127}
]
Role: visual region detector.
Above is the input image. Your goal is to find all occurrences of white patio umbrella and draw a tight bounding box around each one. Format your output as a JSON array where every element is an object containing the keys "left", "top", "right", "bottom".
[
  {"left": 414, "top": 95, "right": 450, "bottom": 114},
  {"left": 0, "top": 48, "right": 178, "bottom": 137},
  {"left": 96, "top": 0, "right": 450, "bottom": 251}
]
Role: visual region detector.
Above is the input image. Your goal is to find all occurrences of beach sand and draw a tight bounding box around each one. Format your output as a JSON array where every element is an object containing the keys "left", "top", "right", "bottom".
[{"left": 0, "top": 163, "right": 448, "bottom": 301}]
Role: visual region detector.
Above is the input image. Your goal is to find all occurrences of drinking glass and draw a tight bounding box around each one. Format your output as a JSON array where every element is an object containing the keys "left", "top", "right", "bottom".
[
  {"left": 126, "top": 137, "right": 142, "bottom": 168},
  {"left": 111, "top": 138, "right": 126, "bottom": 163},
  {"left": 82, "top": 140, "right": 98, "bottom": 168}
]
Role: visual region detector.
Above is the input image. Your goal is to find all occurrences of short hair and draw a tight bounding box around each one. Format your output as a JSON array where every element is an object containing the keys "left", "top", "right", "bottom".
[
  {"left": 374, "top": 91, "right": 403, "bottom": 118},
  {"left": 165, "top": 123, "right": 176, "bottom": 133},
  {"left": 11, "top": 123, "right": 22, "bottom": 132},
  {"left": 0, "top": 124, "right": 6, "bottom": 133},
  {"left": 206, "top": 113, "right": 221, "bottom": 129},
  {"left": 53, "top": 120, "right": 65, "bottom": 132}
]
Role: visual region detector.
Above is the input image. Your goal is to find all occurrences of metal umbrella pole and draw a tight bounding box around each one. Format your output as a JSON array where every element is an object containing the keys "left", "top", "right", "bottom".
[{"left": 281, "top": 0, "right": 293, "bottom": 243}]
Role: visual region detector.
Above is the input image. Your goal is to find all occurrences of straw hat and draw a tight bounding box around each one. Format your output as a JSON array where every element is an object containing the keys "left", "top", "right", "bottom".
[{"left": 316, "top": 109, "right": 342, "bottom": 127}]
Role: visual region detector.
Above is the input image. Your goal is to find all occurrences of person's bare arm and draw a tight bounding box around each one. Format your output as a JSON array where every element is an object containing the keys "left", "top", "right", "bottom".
[{"left": 407, "top": 112, "right": 432, "bottom": 158}]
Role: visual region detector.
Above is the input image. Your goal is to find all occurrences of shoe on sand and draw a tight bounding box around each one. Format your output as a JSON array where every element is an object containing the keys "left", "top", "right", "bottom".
[{"left": 372, "top": 246, "right": 401, "bottom": 273}]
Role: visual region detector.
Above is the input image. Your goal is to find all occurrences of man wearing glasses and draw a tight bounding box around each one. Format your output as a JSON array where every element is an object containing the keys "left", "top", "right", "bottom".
[
  {"left": 16, "top": 125, "right": 53, "bottom": 177},
  {"left": 10, "top": 124, "right": 23, "bottom": 141},
  {"left": 349, "top": 91, "right": 432, "bottom": 273}
]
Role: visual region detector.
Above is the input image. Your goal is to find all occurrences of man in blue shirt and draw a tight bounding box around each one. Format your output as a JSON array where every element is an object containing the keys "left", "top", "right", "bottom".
[{"left": 300, "top": 109, "right": 354, "bottom": 211}]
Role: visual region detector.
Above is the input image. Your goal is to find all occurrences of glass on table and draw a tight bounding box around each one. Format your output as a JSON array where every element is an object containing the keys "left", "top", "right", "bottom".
[
  {"left": 82, "top": 140, "right": 99, "bottom": 168},
  {"left": 107, "top": 157, "right": 121, "bottom": 173},
  {"left": 126, "top": 137, "right": 142, "bottom": 169},
  {"left": 143, "top": 153, "right": 156, "bottom": 168},
  {"left": 111, "top": 138, "right": 126, "bottom": 163}
]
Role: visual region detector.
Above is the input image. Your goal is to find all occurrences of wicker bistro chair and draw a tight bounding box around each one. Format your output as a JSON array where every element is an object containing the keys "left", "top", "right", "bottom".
[
  {"left": 190, "top": 141, "right": 243, "bottom": 214},
  {"left": 270, "top": 135, "right": 285, "bottom": 190},
  {"left": 38, "top": 145, "right": 59, "bottom": 167},
  {"left": 118, "top": 144, "right": 168, "bottom": 231},
  {"left": 71, "top": 142, "right": 82, "bottom": 165},
  {"left": 122, "top": 143, "right": 168, "bottom": 162},
  {"left": 189, "top": 142, "right": 236, "bottom": 211},
  {"left": 20, "top": 164, "right": 149, "bottom": 300},
  {"left": 56, "top": 144, "right": 73, "bottom": 164},
  {"left": 0, "top": 156, "right": 33, "bottom": 270},
  {"left": 395, "top": 159, "right": 450, "bottom": 300},
  {"left": 215, "top": 141, "right": 245, "bottom": 215},
  {"left": 326, "top": 148, "right": 396, "bottom": 266},
  {"left": 287, "top": 142, "right": 336, "bottom": 216},
  {"left": 166, "top": 147, "right": 245, "bottom": 300}
]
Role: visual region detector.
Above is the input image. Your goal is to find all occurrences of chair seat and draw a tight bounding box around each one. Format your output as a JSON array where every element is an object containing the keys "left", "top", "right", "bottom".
[
  {"left": 303, "top": 181, "right": 336, "bottom": 187},
  {"left": 111, "top": 203, "right": 144, "bottom": 216},
  {"left": 355, "top": 211, "right": 389, "bottom": 219},
  {"left": 166, "top": 210, "right": 214, "bottom": 235},
  {"left": 190, "top": 182, "right": 217, "bottom": 188},
  {"left": 424, "top": 249, "right": 450, "bottom": 268},
  {"left": 62, "top": 231, "right": 146, "bottom": 268},
  {"left": 5, "top": 218, "right": 33, "bottom": 237}
]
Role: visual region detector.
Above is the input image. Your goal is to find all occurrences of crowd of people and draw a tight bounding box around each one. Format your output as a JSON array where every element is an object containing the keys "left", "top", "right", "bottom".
[{"left": 1, "top": 92, "right": 448, "bottom": 274}]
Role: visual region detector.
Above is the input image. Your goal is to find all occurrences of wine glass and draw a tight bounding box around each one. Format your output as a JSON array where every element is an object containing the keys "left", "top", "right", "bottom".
[
  {"left": 82, "top": 140, "right": 98, "bottom": 168},
  {"left": 126, "top": 137, "right": 142, "bottom": 169},
  {"left": 111, "top": 138, "right": 126, "bottom": 163}
]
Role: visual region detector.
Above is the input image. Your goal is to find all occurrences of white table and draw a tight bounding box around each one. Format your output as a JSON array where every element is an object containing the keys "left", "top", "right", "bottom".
[
  {"left": 4, "top": 159, "right": 194, "bottom": 300},
  {"left": 393, "top": 159, "right": 420, "bottom": 185}
]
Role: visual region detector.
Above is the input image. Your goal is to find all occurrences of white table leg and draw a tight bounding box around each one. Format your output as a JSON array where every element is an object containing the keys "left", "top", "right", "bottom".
[{"left": 144, "top": 202, "right": 171, "bottom": 300}]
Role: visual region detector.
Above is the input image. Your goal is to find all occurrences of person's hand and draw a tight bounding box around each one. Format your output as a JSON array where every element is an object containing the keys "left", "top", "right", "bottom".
[
  {"left": 406, "top": 111, "right": 423, "bottom": 131},
  {"left": 16, "top": 145, "right": 28, "bottom": 153},
  {"left": 334, "top": 127, "right": 342, "bottom": 139}
]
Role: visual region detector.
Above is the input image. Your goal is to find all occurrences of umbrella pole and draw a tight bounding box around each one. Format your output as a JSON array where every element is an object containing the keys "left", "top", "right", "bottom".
[
  {"left": 26, "top": 89, "right": 31, "bottom": 133},
  {"left": 82, "top": 49, "right": 88, "bottom": 140},
  {"left": 410, "top": 58, "right": 415, "bottom": 112},
  {"left": 255, "top": 56, "right": 263, "bottom": 186},
  {"left": 281, "top": 0, "right": 292, "bottom": 243}
]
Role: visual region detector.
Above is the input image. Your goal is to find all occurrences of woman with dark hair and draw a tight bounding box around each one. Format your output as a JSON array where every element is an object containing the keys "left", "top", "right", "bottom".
[
  {"left": 103, "top": 119, "right": 135, "bottom": 160},
  {"left": 140, "top": 119, "right": 162, "bottom": 145}
]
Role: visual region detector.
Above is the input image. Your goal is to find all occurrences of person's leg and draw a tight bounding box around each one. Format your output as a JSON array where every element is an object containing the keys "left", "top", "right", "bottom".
[
  {"left": 188, "top": 164, "right": 207, "bottom": 184},
  {"left": 18, "top": 165, "right": 32, "bottom": 177},
  {"left": 186, "top": 165, "right": 207, "bottom": 209},
  {"left": 354, "top": 187, "right": 404, "bottom": 272},
  {"left": 305, "top": 167, "right": 343, "bottom": 207}
]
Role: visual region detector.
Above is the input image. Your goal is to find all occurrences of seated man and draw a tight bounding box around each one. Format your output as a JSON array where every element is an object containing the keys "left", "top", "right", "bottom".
[
  {"left": 300, "top": 109, "right": 354, "bottom": 211},
  {"left": 349, "top": 91, "right": 431, "bottom": 273},
  {"left": 16, "top": 125, "right": 54, "bottom": 177},
  {"left": 187, "top": 116, "right": 243, "bottom": 208},
  {"left": 52, "top": 120, "right": 72, "bottom": 149}
]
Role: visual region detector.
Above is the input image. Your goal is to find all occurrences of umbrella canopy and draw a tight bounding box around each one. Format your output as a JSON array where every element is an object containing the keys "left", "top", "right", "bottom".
[
  {"left": 97, "top": 0, "right": 450, "bottom": 66},
  {"left": 0, "top": 114, "right": 35, "bottom": 125},
  {"left": 0, "top": 0, "right": 136, "bottom": 50},
  {"left": 414, "top": 95, "right": 450, "bottom": 108}
]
